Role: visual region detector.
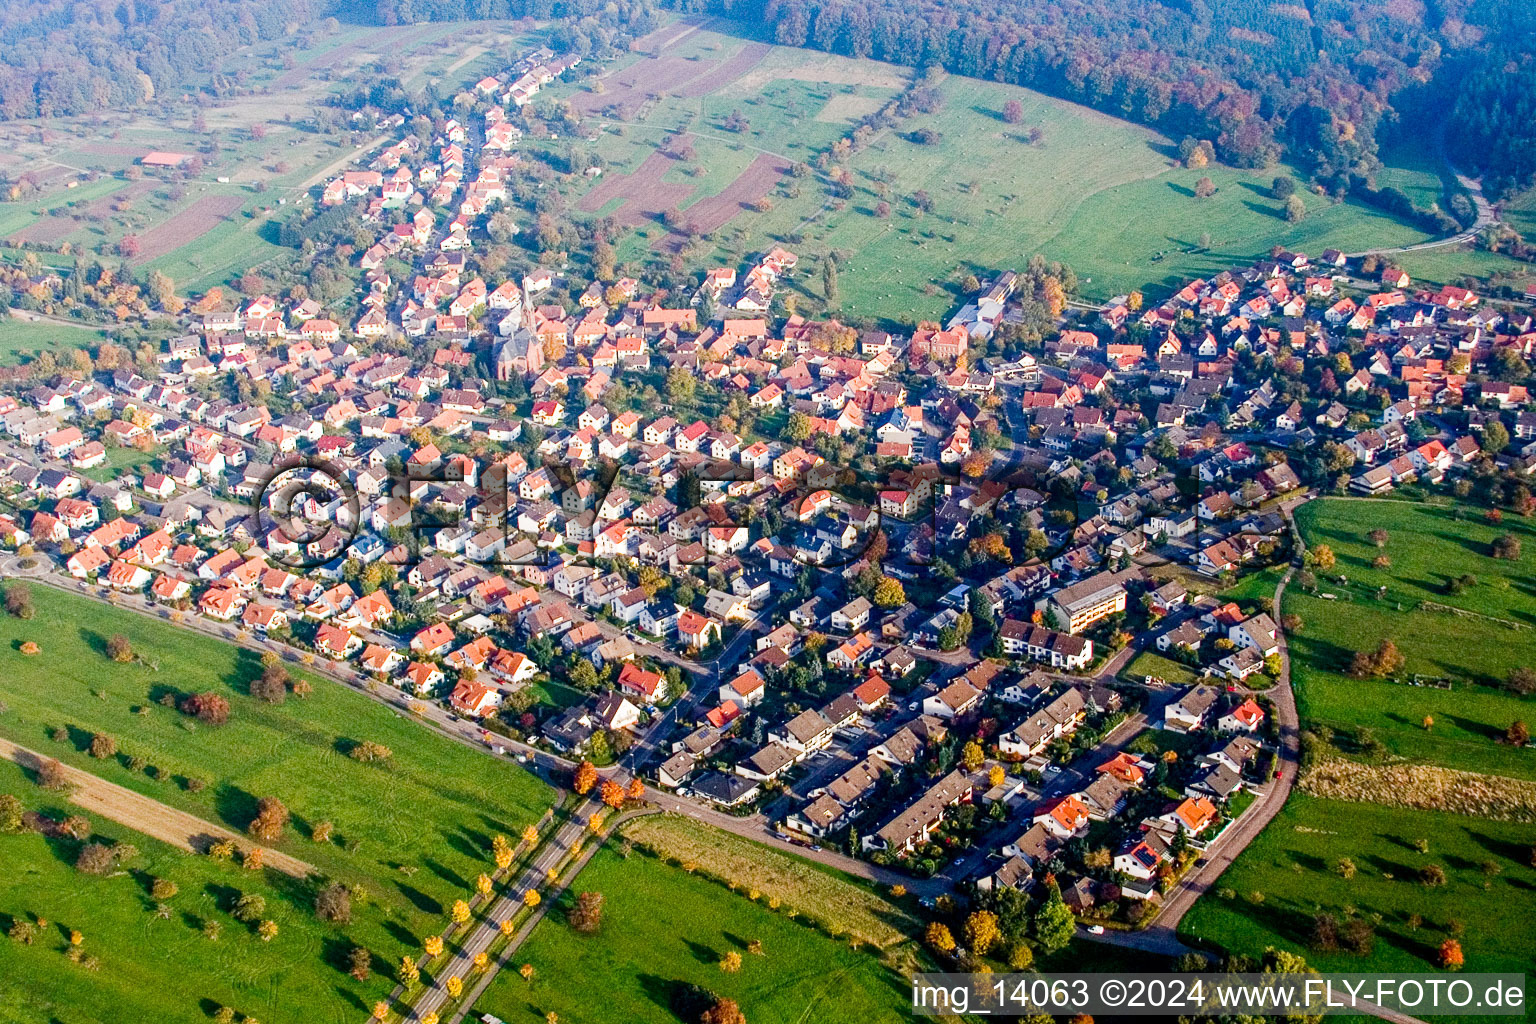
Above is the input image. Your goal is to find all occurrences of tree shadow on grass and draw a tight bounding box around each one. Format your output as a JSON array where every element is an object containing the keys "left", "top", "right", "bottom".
[
  {"left": 449, "top": 825, "right": 493, "bottom": 861},
  {"left": 1466, "top": 830, "right": 1532, "bottom": 865},
  {"left": 381, "top": 918, "right": 418, "bottom": 948},
  {"left": 423, "top": 857, "right": 468, "bottom": 891},
  {"left": 332, "top": 985, "right": 368, "bottom": 1013},
  {"left": 1446, "top": 714, "right": 1503, "bottom": 742},
  {"left": 396, "top": 881, "right": 443, "bottom": 916},
  {"left": 213, "top": 782, "right": 259, "bottom": 833},
  {"left": 202, "top": 881, "right": 241, "bottom": 914},
  {"left": 75, "top": 628, "right": 110, "bottom": 660},
  {"left": 682, "top": 938, "right": 718, "bottom": 965},
  {"left": 1375, "top": 925, "right": 1439, "bottom": 966},
  {"left": 639, "top": 974, "right": 716, "bottom": 1020},
  {"left": 63, "top": 723, "right": 94, "bottom": 754},
  {"left": 1241, "top": 199, "right": 1285, "bottom": 220},
  {"left": 1210, "top": 895, "right": 1319, "bottom": 949},
  {"left": 320, "top": 935, "right": 359, "bottom": 977},
  {"left": 1363, "top": 853, "right": 1417, "bottom": 879}
]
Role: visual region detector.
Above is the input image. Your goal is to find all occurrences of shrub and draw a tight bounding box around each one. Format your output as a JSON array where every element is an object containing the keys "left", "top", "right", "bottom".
[
  {"left": 36, "top": 759, "right": 69, "bottom": 790},
  {"left": 4, "top": 583, "right": 33, "bottom": 619},
  {"left": 250, "top": 665, "right": 289, "bottom": 704},
  {"left": 88, "top": 733, "right": 116, "bottom": 759},
  {"left": 248, "top": 796, "right": 289, "bottom": 841},
  {"left": 348, "top": 741, "right": 393, "bottom": 763},
  {"left": 233, "top": 892, "right": 266, "bottom": 923},
  {"left": 75, "top": 842, "right": 119, "bottom": 875},
  {"left": 316, "top": 881, "right": 352, "bottom": 923},
  {"left": 180, "top": 692, "right": 230, "bottom": 724},
  {"left": 105, "top": 635, "right": 133, "bottom": 662}
]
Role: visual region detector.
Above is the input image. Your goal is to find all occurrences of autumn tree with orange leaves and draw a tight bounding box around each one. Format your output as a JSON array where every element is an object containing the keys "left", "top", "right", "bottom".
[{"left": 573, "top": 761, "right": 598, "bottom": 795}]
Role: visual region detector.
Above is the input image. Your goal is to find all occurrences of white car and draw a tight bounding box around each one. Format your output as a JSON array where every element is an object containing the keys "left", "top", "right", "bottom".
[{"left": 1086, "top": 925, "right": 1105, "bottom": 935}]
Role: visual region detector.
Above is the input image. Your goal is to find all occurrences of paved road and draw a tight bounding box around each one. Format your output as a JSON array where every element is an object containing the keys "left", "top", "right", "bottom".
[
  {"left": 1086, "top": 496, "right": 1309, "bottom": 953},
  {"left": 409, "top": 799, "right": 597, "bottom": 1024}
]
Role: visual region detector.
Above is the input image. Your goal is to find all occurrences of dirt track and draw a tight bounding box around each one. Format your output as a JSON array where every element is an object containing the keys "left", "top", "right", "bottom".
[{"left": 0, "top": 737, "right": 316, "bottom": 878}]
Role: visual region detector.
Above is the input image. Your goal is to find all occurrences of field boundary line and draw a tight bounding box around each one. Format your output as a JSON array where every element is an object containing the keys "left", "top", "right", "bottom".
[{"left": 0, "top": 736, "right": 316, "bottom": 877}]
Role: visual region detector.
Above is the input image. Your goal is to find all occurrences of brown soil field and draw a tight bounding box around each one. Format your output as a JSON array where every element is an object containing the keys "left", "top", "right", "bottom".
[
  {"left": 658, "top": 151, "right": 788, "bottom": 250},
  {"left": 576, "top": 149, "right": 695, "bottom": 228},
  {"left": 629, "top": 14, "right": 710, "bottom": 55},
  {"left": 571, "top": 55, "right": 703, "bottom": 116},
  {"left": 674, "top": 42, "right": 772, "bottom": 98},
  {"left": 0, "top": 737, "right": 316, "bottom": 877},
  {"left": 132, "top": 193, "right": 244, "bottom": 262},
  {"left": 9, "top": 181, "right": 152, "bottom": 245}
]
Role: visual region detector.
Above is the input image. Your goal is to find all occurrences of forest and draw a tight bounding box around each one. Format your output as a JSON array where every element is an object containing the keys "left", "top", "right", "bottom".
[{"left": 0, "top": 0, "right": 324, "bottom": 119}]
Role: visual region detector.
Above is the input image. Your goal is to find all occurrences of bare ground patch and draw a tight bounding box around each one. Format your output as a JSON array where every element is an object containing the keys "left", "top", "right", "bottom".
[
  {"left": 0, "top": 737, "right": 316, "bottom": 877},
  {"left": 571, "top": 55, "right": 706, "bottom": 116},
  {"left": 814, "top": 92, "right": 886, "bottom": 123},
  {"left": 630, "top": 14, "right": 711, "bottom": 55},
  {"left": 8, "top": 181, "right": 154, "bottom": 245},
  {"left": 132, "top": 193, "right": 244, "bottom": 262},
  {"left": 725, "top": 54, "right": 909, "bottom": 95},
  {"left": 576, "top": 148, "right": 695, "bottom": 228},
  {"left": 657, "top": 151, "right": 788, "bottom": 251},
  {"left": 674, "top": 42, "right": 772, "bottom": 97}
]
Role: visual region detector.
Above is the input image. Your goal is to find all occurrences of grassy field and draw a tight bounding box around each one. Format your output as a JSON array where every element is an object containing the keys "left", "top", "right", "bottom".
[
  {"left": 1295, "top": 500, "right": 1536, "bottom": 623},
  {"left": 1287, "top": 499, "right": 1536, "bottom": 779},
  {"left": 471, "top": 845, "right": 914, "bottom": 1024},
  {"left": 619, "top": 813, "right": 916, "bottom": 948},
  {"left": 1181, "top": 795, "right": 1536, "bottom": 975},
  {"left": 0, "top": 584, "right": 554, "bottom": 1020},
  {"left": 0, "top": 760, "right": 398, "bottom": 1024},
  {"left": 1390, "top": 244, "right": 1536, "bottom": 289},
  {"left": 0, "top": 319, "right": 108, "bottom": 365},
  {"left": 548, "top": 19, "right": 1440, "bottom": 316}
]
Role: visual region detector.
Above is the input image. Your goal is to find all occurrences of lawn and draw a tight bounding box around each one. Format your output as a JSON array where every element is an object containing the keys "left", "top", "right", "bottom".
[
  {"left": 78, "top": 443, "right": 165, "bottom": 485},
  {"left": 0, "top": 318, "right": 107, "bottom": 366},
  {"left": 0, "top": 760, "right": 399, "bottom": 1024},
  {"left": 0, "top": 584, "right": 554, "bottom": 1018},
  {"left": 1285, "top": 499, "right": 1536, "bottom": 779},
  {"left": 1180, "top": 794, "right": 1536, "bottom": 975},
  {"left": 551, "top": 19, "right": 1439, "bottom": 317},
  {"left": 471, "top": 845, "right": 915, "bottom": 1024},
  {"left": 1123, "top": 650, "right": 1199, "bottom": 687}
]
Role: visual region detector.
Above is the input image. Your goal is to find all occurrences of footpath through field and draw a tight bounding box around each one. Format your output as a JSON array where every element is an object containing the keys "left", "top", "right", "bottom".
[{"left": 0, "top": 736, "right": 316, "bottom": 878}]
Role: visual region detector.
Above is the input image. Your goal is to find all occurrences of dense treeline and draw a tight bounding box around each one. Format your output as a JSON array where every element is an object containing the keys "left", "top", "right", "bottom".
[
  {"left": 1450, "top": 52, "right": 1536, "bottom": 199},
  {"left": 365, "top": 0, "right": 664, "bottom": 51},
  {"left": 0, "top": 0, "right": 322, "bottom": 119}
]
